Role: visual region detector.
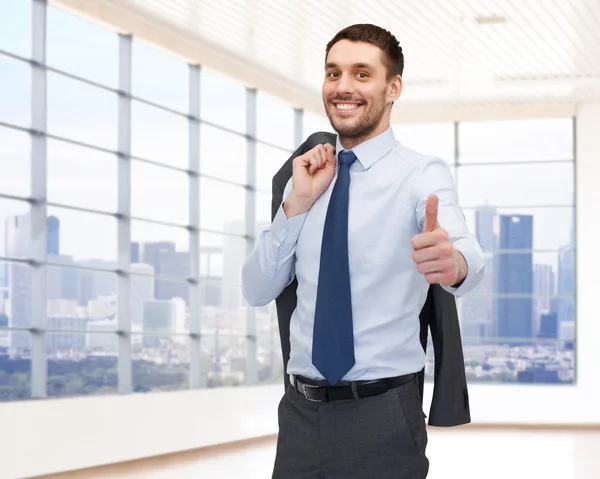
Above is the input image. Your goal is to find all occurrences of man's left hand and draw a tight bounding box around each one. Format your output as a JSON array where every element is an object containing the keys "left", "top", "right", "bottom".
[{"left": 411, "top": 194, "right": 468, "bottom": 287}]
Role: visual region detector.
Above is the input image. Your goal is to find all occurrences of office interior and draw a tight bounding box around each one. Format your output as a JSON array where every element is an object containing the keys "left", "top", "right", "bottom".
[{"left": 0, "top": 1, "right": 599, "bottom": 478}]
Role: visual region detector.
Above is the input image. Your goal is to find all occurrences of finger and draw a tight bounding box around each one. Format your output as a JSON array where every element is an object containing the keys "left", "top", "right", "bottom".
[
  {"left": 416, "top": 258, "right": 453, "bottom": 275},
  {"left": 412, "top": 246, "right": 441, "bottom": 264},
  {"left": 308, "top": 154, "right": 320, "bottom": 175},
  {"left": 324, "top": 143, "right": 336, "bottom": 167},
  {"left": 423, "top": 194, "right": 439, "bottom": 232},
  {"left": 411, "top": 231, "right": 439, "bottom": 250},
  {"left": 317, "top": 145, "right": 326, "bottom": 170}
]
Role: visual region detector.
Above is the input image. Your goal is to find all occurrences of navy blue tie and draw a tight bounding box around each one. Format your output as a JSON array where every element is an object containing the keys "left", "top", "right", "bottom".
[{"left": 312, "top": 149, "right": 357, "bottom": 385}]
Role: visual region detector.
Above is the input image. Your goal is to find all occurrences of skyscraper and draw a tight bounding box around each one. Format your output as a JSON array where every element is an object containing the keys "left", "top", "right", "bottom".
[
  {"left": 495, "top": 214, "right": 534, "bottom": 342},
  {"left": 460, "top": 204, "right": 497, "bottom": 339},
  {"left": 533, "top": 263, "right": 555, "bottom": 336},
  {"left": 475, "top": 204, "right": 497, "bottom": 252},
  {"left": 46, "top": 215, "right": 60, "bottom": 255}
]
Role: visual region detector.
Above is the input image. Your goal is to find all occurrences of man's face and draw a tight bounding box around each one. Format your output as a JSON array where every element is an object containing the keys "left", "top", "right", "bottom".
[{"left": 322, "top": 39, "right": 401, "bottom": 143}]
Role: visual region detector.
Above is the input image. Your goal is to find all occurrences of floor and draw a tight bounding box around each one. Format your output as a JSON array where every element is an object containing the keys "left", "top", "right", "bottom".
[{"left": 38, "top": 428, "right": 600, "bottom": 479}]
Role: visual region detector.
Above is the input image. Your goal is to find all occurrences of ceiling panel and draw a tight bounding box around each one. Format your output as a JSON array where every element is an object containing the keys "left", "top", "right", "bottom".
[{"left": 94, "top": 0, "right": 600, "bottom": 107}]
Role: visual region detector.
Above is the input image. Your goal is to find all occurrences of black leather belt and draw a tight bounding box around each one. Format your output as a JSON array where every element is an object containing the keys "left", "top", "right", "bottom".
[{"left": 291, "top": 373, "right": 416, "bottom": 402}]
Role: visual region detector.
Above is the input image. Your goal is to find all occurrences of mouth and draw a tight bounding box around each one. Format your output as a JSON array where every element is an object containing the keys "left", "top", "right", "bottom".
[{"left": 332, "top": 101, "right": 363, "bottom": 115}]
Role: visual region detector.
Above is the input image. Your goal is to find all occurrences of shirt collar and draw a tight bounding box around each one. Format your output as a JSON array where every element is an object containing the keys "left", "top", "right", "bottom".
[{"left": 335, "top": 126, "right": 396, "bottom": 170}]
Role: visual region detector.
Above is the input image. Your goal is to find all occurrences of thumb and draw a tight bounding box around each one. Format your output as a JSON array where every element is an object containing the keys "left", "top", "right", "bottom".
[{"left": 423, "top": 194, "right": 439, "bottom": 232}]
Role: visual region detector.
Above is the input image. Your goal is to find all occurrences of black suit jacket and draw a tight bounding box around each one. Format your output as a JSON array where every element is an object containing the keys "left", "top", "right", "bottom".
[{"left": 271, "top": 131, "right": 471, "bottom": 427}]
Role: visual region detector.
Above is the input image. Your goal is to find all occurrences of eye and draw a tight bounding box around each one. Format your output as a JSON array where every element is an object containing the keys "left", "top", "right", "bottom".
[
  {"left": 327, "top": 72, "right": 340, "bottom": 78},
  {"left": 357, "top": 72, "right": 369, "bottom": 79}
]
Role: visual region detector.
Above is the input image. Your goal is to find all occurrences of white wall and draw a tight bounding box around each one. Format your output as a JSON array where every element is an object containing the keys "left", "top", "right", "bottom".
[{"left": 1, "top": 104, "right": 599, "bottom": 479}]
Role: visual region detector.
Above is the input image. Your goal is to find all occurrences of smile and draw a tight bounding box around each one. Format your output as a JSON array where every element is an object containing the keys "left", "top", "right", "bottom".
[{"left": 334, "top": 102, "right": 363, "bottom": 114}]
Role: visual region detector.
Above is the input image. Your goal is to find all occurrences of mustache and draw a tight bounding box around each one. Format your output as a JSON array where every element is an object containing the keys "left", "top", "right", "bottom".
[{"left": 329, "top": 95, "right": 366, "bottom": 104}]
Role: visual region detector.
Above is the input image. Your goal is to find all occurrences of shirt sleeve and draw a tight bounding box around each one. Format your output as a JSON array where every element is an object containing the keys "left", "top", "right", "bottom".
[
  {"left": 241, "top": 179, "right": 307, "bottom": 306},
  {"left": 414, "top": 156, "right": 485, "bottom": 296}
]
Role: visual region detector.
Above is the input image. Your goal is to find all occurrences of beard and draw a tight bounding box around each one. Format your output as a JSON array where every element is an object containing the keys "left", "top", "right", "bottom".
[{"left": 324, "top": 91, "right": 387, "bottom": 146}]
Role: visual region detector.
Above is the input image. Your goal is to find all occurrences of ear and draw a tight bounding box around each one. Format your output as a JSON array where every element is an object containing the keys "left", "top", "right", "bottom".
[{"left": 388, "top": 75, "right": 402, "bottom": 103}]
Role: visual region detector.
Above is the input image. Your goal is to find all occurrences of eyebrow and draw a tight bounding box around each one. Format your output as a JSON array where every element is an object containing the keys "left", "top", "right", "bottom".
[{"left": 325, "top": 62, "right": 374, "bottom": 70}]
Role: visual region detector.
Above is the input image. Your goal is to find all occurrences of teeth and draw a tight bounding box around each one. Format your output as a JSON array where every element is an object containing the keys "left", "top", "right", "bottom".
[{"left": 336, "top": 103, "right": 359, "bottom": 110}]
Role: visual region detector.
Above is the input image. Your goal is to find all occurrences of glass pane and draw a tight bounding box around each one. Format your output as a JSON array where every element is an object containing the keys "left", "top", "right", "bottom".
[
  {"left": 132, "top": 39, "right": 188, "bottom": 112},
  {"left": 131, "top": 161, "right": 189, "bottom": 225},
  {"left": 456, "top": 162, "right": 574, "bottom": 207},
  {"left": 463, "top": 206, "right": 574, "bottom": 252},
  {"left": 1, "top": 261, "right": 32, "bottom": 332},
  {"left": 200, "top": 67, "right": 246, "bottom": 134},
  {"left": 131, "top": 220, "right": 189, "bottom": 278},
  {"left": 1, "top": 199, "right": 32, "bottom": 259},
  {"left": 200, "top": 232, "right": 247, "bottom": 286},
  {"left": 0, "top": 127, "right": 30, "bottom": 197},
  {"left": 202, "top": 334, "right": 246, "bottom": 387},
  {"left": 48, "top": 139, "right": 117, "bottom": 212},
  {"left": 131, "top": 101, "right": 188, "bottom": 169},
  {"left": 47, "top": 333, "right": 118, "bottom": 398},
  {"left": 0, "top": 334, "right": 31, "bottom": 402},
  {"left": 392, "top": 122, "right": 455, "bottom": 161},
  {"left": 47, "top": 6, "right": 118, "bottom": 87},
  {"left": 48, "top": 72, "right": 117, "bottom": 149},
  {"left": 461, "top": 338, "right": 574, "bottom": 384},
  {"left": 0, "top": 56, "right": 30, "bottom": 128},
  {"left": 256, "top": 143, "right": 287, "bottom": 193},
  {"left": 132, "top": 334, "right": 190, "bottom": 393},
  {"left": 256, "top": 307, "right": 283, "bottom": 384},
  {"left": 255, "top": 191, "right": 272, "bottom": 232},
  {"left": 302, "top": 111, "right": 334, "bottom": 139},
  {"left": 130, "top": 269, "right": 155, "bottom": 328},
  {"left": 257, "top": 92, "right": 294, "bottom": 149},
  {"left": 0, "top": 0, "right": 31, "bottom": 58},
  {"left": 46, "top": 266, "right": 117, "bottom": 326},
  {"left": 200, "top": 124, "right": 247, "bottom": 184},
  {"left": 459, "top": 118, "right": 574, "bottom": 163},
  {"left": 200, "top": 178, "right": 245, "bottom": 232},
  {"left": 47, "top": 206, "right": 117, "bottom": 268},
  {"left": 460, "top": 251, "right": 574, "bottom": 335}
]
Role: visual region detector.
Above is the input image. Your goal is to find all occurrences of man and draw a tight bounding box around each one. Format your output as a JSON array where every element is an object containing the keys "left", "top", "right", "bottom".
[{"left": 242, "top": 24, "right": 484, "bottom": 478}]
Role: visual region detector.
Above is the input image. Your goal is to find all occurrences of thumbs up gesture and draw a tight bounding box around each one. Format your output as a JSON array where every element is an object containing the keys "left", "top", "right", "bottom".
[{"left": 411, "top": 194, "right": 468, "bottom": 287}]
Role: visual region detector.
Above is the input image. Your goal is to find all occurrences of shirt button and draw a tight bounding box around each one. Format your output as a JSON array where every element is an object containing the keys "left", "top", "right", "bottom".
[{"left": 280, "top": 228, "right": 286, "bottom": 234}]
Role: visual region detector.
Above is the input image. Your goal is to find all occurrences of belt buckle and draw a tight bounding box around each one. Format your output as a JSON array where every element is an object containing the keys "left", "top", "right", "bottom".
[{"left": 302, "top": 383, "right": 324, "bottom": 402}]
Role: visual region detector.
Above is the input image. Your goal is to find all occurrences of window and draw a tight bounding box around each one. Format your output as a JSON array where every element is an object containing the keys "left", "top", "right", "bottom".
[
  {"left": 457, "top": 118, "right": 576, "bottom": 385},
  {"left": 200, "top": 67, "right": 247, "bottom": 134},
  {"left": 392, "top": 122, "right": 455, "bottom": 161},
  {"left": 47, "top": 5, "right": 118, "bottom": 88},
  {"left": 0, "top": 1, "right": 292, "bottom": 401},
  {"left": 132, "top": 39, "right": 188, "bottom": 112},
  {"left": 0, "top": 127, "right": 30, "bottom": 198},
  {"left": 199, "top": 124, "right": 247, "bottom": 185},
  {"left": 131, "top": 101, "right": 189, "bottom": 169},
  {"left": 0, "top": 0, "right": 31, "bottom": 58},
  {"left": 256, "top": 91, "right": 295, "bottom": 149},
  {"left": 0, "top": 56, "right": 30, "bottom": 128},
  {"left": 47, "top": 72, "right": 118, "bottom": 149}
]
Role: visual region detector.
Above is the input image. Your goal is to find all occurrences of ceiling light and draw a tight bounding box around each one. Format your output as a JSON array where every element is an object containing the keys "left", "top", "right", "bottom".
[{"left": 474, "top": 14, "right": 507, "bottom": 25}]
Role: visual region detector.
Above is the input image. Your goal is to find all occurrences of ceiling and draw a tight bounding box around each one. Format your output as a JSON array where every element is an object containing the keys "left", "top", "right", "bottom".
[{"left": 55, "top": 0, "right": 600, "bottom": 120}]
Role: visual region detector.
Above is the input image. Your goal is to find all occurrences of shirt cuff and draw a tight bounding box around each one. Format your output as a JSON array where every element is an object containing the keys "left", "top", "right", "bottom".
[
  {"left": 270, "top": 202, "right": 308, "bottom": 254},
  {"left": 442, "top": 238, "right": 485, "bottom": 296}
]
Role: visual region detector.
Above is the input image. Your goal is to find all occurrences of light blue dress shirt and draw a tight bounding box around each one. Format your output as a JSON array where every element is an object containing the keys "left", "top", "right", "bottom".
[{"left": 242, "top": 126, "right": 485, "bottom": 381}]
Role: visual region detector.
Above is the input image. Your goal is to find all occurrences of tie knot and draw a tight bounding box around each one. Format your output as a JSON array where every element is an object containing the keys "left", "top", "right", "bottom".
[{"left": 338, "top": 150, "right": 357, "bottom": 167}]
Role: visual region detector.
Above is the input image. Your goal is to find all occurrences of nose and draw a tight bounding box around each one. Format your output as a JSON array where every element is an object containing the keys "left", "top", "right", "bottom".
[{"left": 335, "top": 72, "right": 355, "bottom": 96}]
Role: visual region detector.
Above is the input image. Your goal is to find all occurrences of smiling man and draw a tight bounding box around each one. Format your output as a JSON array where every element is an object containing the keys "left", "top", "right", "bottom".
[{"left": 242, "top": 24, "right": 485, "bottom": 478}]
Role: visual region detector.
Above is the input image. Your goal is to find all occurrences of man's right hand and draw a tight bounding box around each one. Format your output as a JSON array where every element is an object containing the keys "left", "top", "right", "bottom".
[{"left": 284, "top": 143, "right": 336, "bottom": 218}]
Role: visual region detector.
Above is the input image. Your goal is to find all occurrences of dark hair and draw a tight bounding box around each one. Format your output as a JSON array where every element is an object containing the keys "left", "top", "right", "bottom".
[{"left": 326, "top": 24, "right": 404, "bottom": 80}]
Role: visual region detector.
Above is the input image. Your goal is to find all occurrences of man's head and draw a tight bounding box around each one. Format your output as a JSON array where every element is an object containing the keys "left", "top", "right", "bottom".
[{"left": 322, "top": 24, "right": 403, "bottom": 148}]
